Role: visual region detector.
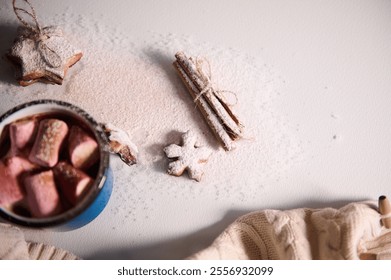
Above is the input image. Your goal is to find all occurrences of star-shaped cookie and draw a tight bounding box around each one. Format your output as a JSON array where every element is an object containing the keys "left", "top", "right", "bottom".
[
  {"left": 164, "top": 130, "right": 212, "bottom": 182},
  {"left": 7, "top": 26, "right": 82, "bottom": 86}
]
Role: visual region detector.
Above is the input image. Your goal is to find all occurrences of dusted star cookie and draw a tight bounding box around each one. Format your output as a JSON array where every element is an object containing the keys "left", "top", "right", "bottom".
[{"left": 7, "top": 0, "right": 82, "bottom": 86}]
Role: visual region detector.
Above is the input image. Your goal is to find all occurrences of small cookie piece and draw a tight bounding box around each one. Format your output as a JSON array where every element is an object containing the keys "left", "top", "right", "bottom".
[
  {"left": 68, "top": 126, "right": 99, "bottom": 170},
  {"left": 7, "top": 26, "right": 82, "bottom": 86},
  {"left": 54, "top": 162, "right": 93, "bottom": 206},
  {"left": 9, "top": 118, "right": 37, "bottom": 154},
  {"left": 163, "top": 130, "right": 212, "bottom": 182},
  {"left": 24, "top": 170, "right": 61, "bottom": 218},
  {"left": 29, "top": 119, "right": 68, "bottom": 167},
  {"left": 102, "top": 123, "right": 138, "bottom": 166}
]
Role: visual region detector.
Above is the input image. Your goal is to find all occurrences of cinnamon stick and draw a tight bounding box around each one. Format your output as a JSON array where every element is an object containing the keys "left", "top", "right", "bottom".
[
  {"left": 175, "top": 52, "right": 243, "bottom": 138},
  {"left": 173, "top": 61, "right": 234, "bottom": 151},
  {"left": 379, "top": 195, "right": 391, "bottom": 229},
  {"left": 173, "top": 51, "right": 243, "bottom": 150}
]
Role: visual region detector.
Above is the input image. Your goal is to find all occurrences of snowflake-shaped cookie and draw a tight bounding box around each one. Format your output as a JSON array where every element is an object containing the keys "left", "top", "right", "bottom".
[{"left": 163, "top": 131, "right": 212, "bottom": 182}]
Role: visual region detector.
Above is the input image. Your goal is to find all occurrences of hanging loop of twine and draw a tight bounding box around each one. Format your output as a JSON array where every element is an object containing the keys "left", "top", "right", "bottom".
[
  {"left": 193, "top": 56, "right": 238, "bottom": 106},
  {"left": 12, "top": 0, "right": 41, "bottom": 34},
  {"left": 12, "top": 0, "right": 62, "bottom": 68}
]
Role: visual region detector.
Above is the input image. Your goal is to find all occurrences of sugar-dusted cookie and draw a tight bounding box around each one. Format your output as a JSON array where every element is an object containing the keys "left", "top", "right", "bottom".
[
  {"left": 7, "top": 26, "right": 83, "bottom": 86},
  {"left": 102, "top": 123, "right": 138, "bottom": 166},
  {"left": 163, "top": 130, "right": 212, "bottom": 182},
  {"left": 7, "top": 1, "right": 82, "bottom": 86}
]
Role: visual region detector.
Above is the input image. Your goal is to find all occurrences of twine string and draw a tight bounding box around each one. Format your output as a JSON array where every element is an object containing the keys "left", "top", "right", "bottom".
[
  {"left": 12, "top": 0, "right": 62, "bottom": 68},
  {"left": 193, "top": 56, "right": 238, "bottom": 106}
]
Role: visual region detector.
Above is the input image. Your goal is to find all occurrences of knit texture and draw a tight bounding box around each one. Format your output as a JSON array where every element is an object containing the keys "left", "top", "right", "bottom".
[
  {"left": 27, "top": 242, "right": 78, "bottom": 260},
  {"left": 1, "top": 201, "right": 390, "bottom": 260},
  {"left": 190, "top": 201, "right": 391, "bottom": 260},
  {"left": 0, "top": 223, "right": 78, "bottom": 260}
]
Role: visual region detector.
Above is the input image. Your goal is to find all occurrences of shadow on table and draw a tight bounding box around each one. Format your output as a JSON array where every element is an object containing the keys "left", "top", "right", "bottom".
[
  {"left": 0, "top": 24, "right": 18, "bottom": 85},
  {"left": 87, "top": 209, "right": 249, "bottom": 260},
  {"left": 86, "top": 198, "right": 367, "bottom": 260}
]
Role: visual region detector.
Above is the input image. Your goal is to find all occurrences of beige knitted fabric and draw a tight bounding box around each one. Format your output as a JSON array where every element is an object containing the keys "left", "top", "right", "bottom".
[
  {"left": 190, "top": 201, "right": 391, "bottom": 260},
  {"left": 26, "top": 242, "right": 79, "bottom": 260},
  {"left": 1, "top": 201, "right": 390, "bottom": 260},
  {"left": 0, "top": 223, "right": 78, "bottom": 260},
  {"left": 0, "top": 223, "right": 30, "bottom": 260}
]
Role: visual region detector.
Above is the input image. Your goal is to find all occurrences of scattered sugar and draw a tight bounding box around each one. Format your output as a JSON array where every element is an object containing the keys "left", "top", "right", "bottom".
[
  {"left": 2, "top": 10, "right": 304, "bottom": 210},
  {"left": 1, "top": 9, "right": 303, "bottom": 258}
]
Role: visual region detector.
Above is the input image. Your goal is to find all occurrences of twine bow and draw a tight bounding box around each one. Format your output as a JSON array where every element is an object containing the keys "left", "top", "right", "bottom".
[
  {"left": 193, "top": 56, "right": 238, "bottom": 106},
  {"left": 12, "top": 0, "right": 62, "bottom": 68}
]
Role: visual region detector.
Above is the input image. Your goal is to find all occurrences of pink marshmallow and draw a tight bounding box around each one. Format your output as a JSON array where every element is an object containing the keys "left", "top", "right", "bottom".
[
  {"left": 29, "top": 119, "right": 68, "bottom": 167},
  {"left": 0, "top": 157, "right": 38, "bottom": 207},
  {"left": 24, "top": 170, "right": 61, "bottom": 218},
  {"left": 54, "top": 161, "right": 93, "bottom": 206},
  {"left": 0, "top": 161, "right": 24, "bottom": 207},
  {"left": 9, "top": 118, "right": 37, "bottom": 154},
  {"left": 68, "top": 126, "right": 99, "bottom": 169},
  {"left": 4, "top": 156, "right": 38, "bottom": 177}
]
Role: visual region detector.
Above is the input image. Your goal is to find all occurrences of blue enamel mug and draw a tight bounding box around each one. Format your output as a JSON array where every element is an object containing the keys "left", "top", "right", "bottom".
[{"left": 0, "top": 99, "right": 113, "bottom": 230}]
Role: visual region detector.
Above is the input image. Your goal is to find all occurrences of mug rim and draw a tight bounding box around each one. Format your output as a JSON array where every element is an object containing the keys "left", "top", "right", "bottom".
[{"left": 0, "top": 99, "right": 110, "bottom": 228}]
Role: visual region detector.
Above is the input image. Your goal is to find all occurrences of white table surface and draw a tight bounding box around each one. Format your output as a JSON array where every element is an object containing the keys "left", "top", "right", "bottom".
[{"left": 0, "top": 0, "right": 391, "bottom": 259}]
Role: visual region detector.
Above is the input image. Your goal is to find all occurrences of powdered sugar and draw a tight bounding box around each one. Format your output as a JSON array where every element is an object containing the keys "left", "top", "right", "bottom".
[{"left": 1, "top": 9, "right": 303, "bottom": 258}]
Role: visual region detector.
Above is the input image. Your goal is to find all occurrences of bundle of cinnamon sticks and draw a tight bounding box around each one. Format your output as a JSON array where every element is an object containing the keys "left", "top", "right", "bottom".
[{"left": 173, "top": 51, "right": 243, "bottom": 151}]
